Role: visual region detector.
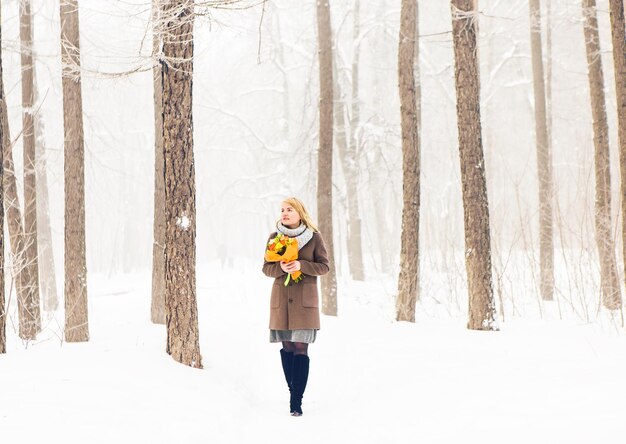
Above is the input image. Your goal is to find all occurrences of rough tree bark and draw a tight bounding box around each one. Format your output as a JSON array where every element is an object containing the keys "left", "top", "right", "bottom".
[
  {"left": 19, "top": 0, "right": 41, "bottom": 327},
  {"left": 609, "top": 0, "right": 626, "bottom": 305},
  {"left": 1, "top": 107, "right": 35, "bottom": 340},
  {"left": 2, "top": 35, "right": 38, "bottom": 340},
  {"left": 151, "top": 0, "right": 166, "bottom": 325},
  {"left": 60, "top": 0, "right": 89, "bottom": 342},
  {"left": 0, "top": 18, "right": 6, "bottom": 353},
  {"left": 582, "top": 0, "right": 622, "bottom": 310},
  {"left": 529, "top": 0, "right": 554, "bottom": 302},
  {"left": 316, "top": 0, "right": 338, "bottom": 316},
  {"left": 396, "top": 0, "right": 420, "bottom": 322},
  {"left": 450, "top": 0, "right": 498, "bottom": 331},
  {"left": 161, "top": 0, "right": 203, "bottom": 368}
]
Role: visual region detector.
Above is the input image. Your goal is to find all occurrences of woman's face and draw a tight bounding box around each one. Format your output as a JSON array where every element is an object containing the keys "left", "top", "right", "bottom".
[{"left": 281, "top": 202, "right": 301, "bottom": 229}]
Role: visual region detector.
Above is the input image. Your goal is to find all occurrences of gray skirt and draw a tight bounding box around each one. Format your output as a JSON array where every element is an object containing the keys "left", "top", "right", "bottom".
[{"left": 270, "top": 329, "right": 317, "bottom": 344}]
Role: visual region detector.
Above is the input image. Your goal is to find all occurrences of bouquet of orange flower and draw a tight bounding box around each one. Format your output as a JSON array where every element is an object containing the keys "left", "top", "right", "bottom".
[{"left": 265, "top": 233, "right": 302, "bottom": 286}]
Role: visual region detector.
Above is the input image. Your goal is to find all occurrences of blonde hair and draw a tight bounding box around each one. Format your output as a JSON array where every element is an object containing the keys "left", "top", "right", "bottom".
[{"left": 280, "top": 197, "right": 319, "bottom": 232}]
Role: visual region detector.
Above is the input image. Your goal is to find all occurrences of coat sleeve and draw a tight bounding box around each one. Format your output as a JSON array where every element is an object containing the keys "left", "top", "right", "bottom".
[
  {"left": 299, "top": 233, "right": 330, "bottom": 277},
  {"left": 263, "top": 261, "right": 285, "bottom": 278},
  {"left": 262, "top": 233, "right": 286, "bottom": 278}
]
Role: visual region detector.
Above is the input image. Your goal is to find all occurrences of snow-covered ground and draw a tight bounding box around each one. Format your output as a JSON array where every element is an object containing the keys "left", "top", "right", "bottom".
[{"left": 2, "top": 261, "right": 626, "bottom": 444}]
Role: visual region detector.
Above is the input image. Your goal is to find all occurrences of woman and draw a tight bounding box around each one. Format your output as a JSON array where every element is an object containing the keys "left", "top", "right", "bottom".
[{"left": 262, "top": 197, "right": 330, "bottom": 416}]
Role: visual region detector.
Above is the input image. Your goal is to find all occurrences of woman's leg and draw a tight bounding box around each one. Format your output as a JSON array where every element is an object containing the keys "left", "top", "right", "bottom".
[
  {"left": 290, "top": 342, "right": 310, "bottom": 416},
  {"left": 292, "top": 342, "right": 308, "bottom": 356},
  {"left": 280, "top": 341, "right": 295, "bottom": 413},
  {"left": 282, "top": 341, "right": 296, "bottom": 353}
]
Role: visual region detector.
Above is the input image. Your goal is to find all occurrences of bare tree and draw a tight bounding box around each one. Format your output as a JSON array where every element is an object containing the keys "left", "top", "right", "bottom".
[
  {"left": 60, "top": 0, "right": 89, "bottom": 342},
  {"left": 2, "top": 86, "right": 39, "bottom": 341},
  {"left": 545, "top": 0, "right": 553, "bottom": 153},
  {"left": 0, "top": 0, "right": 41, "bottom": 341},
  {"left": 33, "top": 60, "right": 59, "bottom": 312},
  {"left": 529, "top": 0, "right": 554, "bottom": 302},
  {"left": 151, "top": 0, "right": 166, "bottom": 325},
  {"left": 609, "top": 1, "right": 626, "bottom": 300},
  {"left": 345, "top": 0, "right": 365, "bottom": 281},
  {"left": 450, "top": 0, "right": 498, "bottom": 331},
  {"left": 19, "top": 0, "right": 41, "bottom": 326},
  {"left": 161, "top": 0, "right": 202, "bottom": 368},
  {"left": 334, "top": 2, "right": 365, "bottom": 282},
  {"left": 0, "top": 18, "right": 6, "bottom": 353},
  {"left": 2, "top": 113, "right": 37, "bottom": 340},
  {"left": 317, "top": 0, "right": 338, "bottom": 316},
  {"left": 396, "top": 0, "right": 420, "bottom": 322},
  {"left": 582, "top": 0, "right": 622, "bottom": 310}
]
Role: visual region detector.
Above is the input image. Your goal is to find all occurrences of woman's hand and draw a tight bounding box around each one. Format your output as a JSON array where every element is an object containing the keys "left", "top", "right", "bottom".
[{"left": 280, "top": 260, "right": 301, "bottom": 273}]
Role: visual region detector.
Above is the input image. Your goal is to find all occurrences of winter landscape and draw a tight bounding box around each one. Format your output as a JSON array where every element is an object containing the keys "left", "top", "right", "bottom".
[{"left": 2, "top": 0, "right": 626, "bottom": 443}]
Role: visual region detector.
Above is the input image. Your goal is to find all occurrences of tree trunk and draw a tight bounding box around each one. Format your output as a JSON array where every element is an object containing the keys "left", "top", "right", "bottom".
[
  {"left": 545, "top": 0, "right": 553, "bottom": 155},
  {"left": 33, "top": 60, "right": 59, "bottom": 313},
  {"left": 414, "top": 1, "right": 421, "bottom": 144},
  {"left": 3, "top": 0, "right": 41, "bottom": 340},
  {"left": 368, "top": 0, "right": 394, "bottom": 275},
  {"left": 60, "top": 0, "right": 89, "bottom": 342},
  {"left": 396, "top": 0, "right": 420, "bottom": 323},
  {"left": 151, "top": 0, "right": 166, "bottom": 325},
  {"left": 316, "top": 0, "right": 338, "bottom": 316},
  {"left": 1, "top": 111, "right": 35, "bottom": 340},
  {"left": 609, "top": 0, "right": 626, "bottom": 305},
  {"left": 2, "top": 68, "right": 39, "bottom": 340},
  {"left": 344, "top": 0, "right": 365, "bottom": 281},
  {"left": 333, "top": 13, "right": 364, "bottom": 281},
  {"left": 271, "top": 9, "right": 291, "bottom": 150},
  {"left": 529, "top": 0, "right": 554, "bottom": 302},
  {"left": 161, "top": 0, "right": 202, "bottom": 368},
  {"left": 0, "top": 19, "right": 6, "bottom": 353},
  {"left": 19, "top": 0, "right": 41, "bottom": 328},
  {"left": 450, "top": 0, "right": 498, "bottom": 331},
  {"left": 583, "top": 0, "right": 622, "bottom": 310}
]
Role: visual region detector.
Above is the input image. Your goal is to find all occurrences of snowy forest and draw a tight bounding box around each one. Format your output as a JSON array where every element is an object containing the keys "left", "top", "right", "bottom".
[{"left": 2, "top": 0, "right": 626, "bottom": 442}]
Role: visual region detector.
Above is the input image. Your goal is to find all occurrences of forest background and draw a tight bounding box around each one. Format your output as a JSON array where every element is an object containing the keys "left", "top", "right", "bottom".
[{"left": 2, "top": 0, "right": 626, "bottom": 441}]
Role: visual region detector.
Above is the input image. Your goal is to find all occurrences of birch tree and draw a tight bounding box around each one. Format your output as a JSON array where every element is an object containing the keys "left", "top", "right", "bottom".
[
  {"left": 396, "top": 0, "right": 420, "bottom": 322},
  {"left": 450, "top": 0, "right": 498, "bottom": 331},
  {"left": 161, "top": 0, "right": 202, "bottom": 367},
  {"left": 60, "top": 0, "right": 89, "bottom": 342},
  {"left": 582, "top": 0, "right": 622, "bottom": 310},
  {"left": 316, "top": 0, "right": 338, "bottom": 316}
]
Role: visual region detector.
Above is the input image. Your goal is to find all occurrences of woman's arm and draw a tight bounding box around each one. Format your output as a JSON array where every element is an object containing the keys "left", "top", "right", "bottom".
[
  {"left": 263, "top": 261, "right": 286, "bottom": 278},
  {"left": 298, "top": 233, "right": 330, "bottom": 276}
]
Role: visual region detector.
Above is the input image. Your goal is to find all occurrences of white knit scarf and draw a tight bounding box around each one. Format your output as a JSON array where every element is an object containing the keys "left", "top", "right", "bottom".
[{"left": 276, "top": 223, "right": 313, "bottom": 250}]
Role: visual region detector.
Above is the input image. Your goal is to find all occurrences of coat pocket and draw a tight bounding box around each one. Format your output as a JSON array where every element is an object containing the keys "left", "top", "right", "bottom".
[
  {"left": 271, "top": 283, "right": 282, "bottom": 309},
  {"left": 301, "top": 283, "right": 319, "bottom": 308}
]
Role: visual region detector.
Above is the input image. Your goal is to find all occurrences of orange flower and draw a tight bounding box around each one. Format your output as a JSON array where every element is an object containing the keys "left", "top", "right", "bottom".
[{"left": 265, "top": 235, "right": 302, "bottom": 285}]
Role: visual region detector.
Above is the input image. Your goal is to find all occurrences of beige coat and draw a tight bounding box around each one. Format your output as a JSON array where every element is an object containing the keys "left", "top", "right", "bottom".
[{"left": 262, "top": 231, "right": 330, "bottom": 330}]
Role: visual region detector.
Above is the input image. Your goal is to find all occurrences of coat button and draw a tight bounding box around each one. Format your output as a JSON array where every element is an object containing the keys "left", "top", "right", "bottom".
[{"left": 288, "top": 298, "right": 293, "bottom": 303}]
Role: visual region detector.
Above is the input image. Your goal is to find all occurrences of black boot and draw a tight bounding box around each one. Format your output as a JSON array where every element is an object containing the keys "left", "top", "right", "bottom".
[
  {"left": 290, "top": 354, "right": 310, "bottom": 416},
  {"left": 279, "top": 349, "right": 294, "bottom": 394}
]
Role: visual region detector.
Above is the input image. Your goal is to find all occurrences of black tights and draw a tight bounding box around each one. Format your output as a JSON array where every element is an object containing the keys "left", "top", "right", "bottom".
[{"left": 282, "top": 341, "right": 308, "bottom": 356}]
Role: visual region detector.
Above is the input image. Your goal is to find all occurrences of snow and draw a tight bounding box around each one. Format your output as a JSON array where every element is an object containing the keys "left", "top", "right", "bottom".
[
  {"left": 177, "top": 215, "right": 191, "bottom": 230},
  {"left": 2, "top": 261, "right": 626, "bottom": 444}
]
